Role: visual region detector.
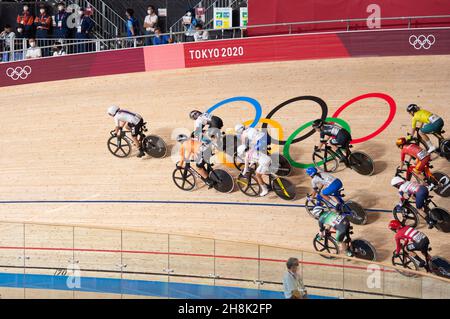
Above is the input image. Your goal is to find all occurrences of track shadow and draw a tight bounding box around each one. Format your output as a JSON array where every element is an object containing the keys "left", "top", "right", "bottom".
[
  {"left": 350, "top": 192, "right": 381, "bottom": 211},
  {"left": 373, "top": 160, "right": 389, "bottom": 176}
]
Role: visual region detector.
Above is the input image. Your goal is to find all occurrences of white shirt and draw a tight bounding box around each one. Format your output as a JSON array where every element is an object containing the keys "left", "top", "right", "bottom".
[
  {"left": 53, "top": 50, "right": 66, "bottom": 56},
  {"left": 194, "top": 113, "right": 212, "bottom": 130},
  {"left": 282, "top": 270, "right": 306, "bottom": 299},
  {"left": 194, "top": 30, "right": 209, "bottom": 42},
  {"left": 26, "top": 47, "right": 42, "bottom": 59},
  {"left": 0, "top": 31, "right": 15, "bottom": 47},
  {"left": 311, "top": 172, "right": 336, "bottom": 189},
  {"left": 114, "top": 110, "right": 142, "bottom": 126},
  {"left": 144, "top": 14, "right": 158, "bottom": 32}
]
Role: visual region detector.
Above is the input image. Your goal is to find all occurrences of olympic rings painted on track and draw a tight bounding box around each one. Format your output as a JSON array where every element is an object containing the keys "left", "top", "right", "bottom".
[
  {"left": 206, "top": 96, "right": 262, "bottom": 128},
  {"left": 261, "top": 96, "right": 328, "bottom": 146},
  {"left": 332, "top": 93, "right": 397, "bottom": 145},
  {"left": 283, "top": 118, "right": 351, "bottom": 169}
]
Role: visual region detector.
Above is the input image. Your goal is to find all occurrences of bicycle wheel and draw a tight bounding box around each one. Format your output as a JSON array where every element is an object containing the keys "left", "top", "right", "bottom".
[
  {"left": 313, "top": 234, "right": 339, "bottom": 259},
  {"left": 312, "top": 147, "right": 339, "bottom": 173},
  {"left": 143, "top": 135, "right": 167, "bottom": 158},
  {"left": 272, "top": 177, "right": 296, "bottom": 201},
  {"left": 351, "top": 239, "right": 377, "bottom": 261},
  {"left": 392, "top": 205, "right": 419, "bottom": 228},
  {"left": 210, "top": 169, "right": 235, "bottom": 193},
  {"left": 107, "top": 136, "right": 132, "bottom": 158},
  {"left": 430, "top": 256, "right": 450, "bottom": 279},
  {"left": 344, "top": 201, "right": 368, "bottom": 225},
  {"left": 430, "top": 208, "right": 450, "bottom": 233},
  {"left": 392, "top": 252, "right": 419, "bottom": 278},
  {"left": 349, "top": 152, "right": 374, "bottom": 176},
  {"left": 270, "top": 153, "right": 293, "bottom": 177},
  {"left": 432, "top": 172, "right": 450, "bottom": 197},
  {"left": 439, "top": 139, "right": 450, "bottom": 158},
  {"left": 172, "top": 167, "right": 196, "bottom": 191},
  {"left": 236, "top": 174, "right": 261, "bottom": 197},
  {"left": 233, "top": 152, "right": 245, "bottom": 172},
  {"left": 305, "top": 198, "right": 320, "bottom": 219}
]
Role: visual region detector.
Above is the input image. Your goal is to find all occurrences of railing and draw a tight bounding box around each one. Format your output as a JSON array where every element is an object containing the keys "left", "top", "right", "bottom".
[
  {"left": 0, "top": 221, "right": 448, "bottom": 299},
  {"left": 1, "top": 14, "right": 450, "bottom": 63}
]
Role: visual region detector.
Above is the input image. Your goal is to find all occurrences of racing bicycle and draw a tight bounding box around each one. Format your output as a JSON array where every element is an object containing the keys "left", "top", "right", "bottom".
[
  {"left": 305, "top": 188, "right": 368, "bottom": 225},
  {"left": 107, "top": 123, "right": 167, "bottom": 159},
  {"left": 312, "top": 143, "right": 374, "bottom": 176},
  {"left": 409, "top": 127, "right": 450, "bottom": 160},
  {"left": 313, "top": 226, "right": 377, "bottom": 261},
  {"left": 397, "top": 163, "right": 450, "bottom": 198}
]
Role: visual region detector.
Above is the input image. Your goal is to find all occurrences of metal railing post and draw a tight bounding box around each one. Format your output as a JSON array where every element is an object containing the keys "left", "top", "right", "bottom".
[
  {"left": 346, "top": 20, "right": 350, "bottom": 31},
  {"left": 408, "top": 18, "right": 411, "bottom": 29}
]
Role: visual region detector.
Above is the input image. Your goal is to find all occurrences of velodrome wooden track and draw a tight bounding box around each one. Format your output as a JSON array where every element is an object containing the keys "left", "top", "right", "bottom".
[{"left": 0, "top": 54, "right": 449, "bottom": 267}]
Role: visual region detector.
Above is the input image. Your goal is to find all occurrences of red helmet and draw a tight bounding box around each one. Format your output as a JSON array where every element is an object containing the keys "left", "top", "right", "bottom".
[{"left": 388, "top": 220, "right": 402, "bottom": 231}]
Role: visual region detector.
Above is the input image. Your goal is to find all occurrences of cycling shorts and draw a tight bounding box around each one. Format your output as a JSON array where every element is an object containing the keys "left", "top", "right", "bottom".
[
  {"left": 414, "top": 155, "right": 431, "bottom": 172},
  {"left": 329, "top": 130, "right": 352, "bottom": 147},
  {"left": 255, "top": 153, "right": 272, "bottom": 174},
  {"left": 129, "top": 118, "right": 144, "bottom": 137},
  {"left": 421, "top": 118, "right": 444, "bottom": 134},
  {"left": 322, "top": 179, "right": 343, "bottom": 196},
  {"left": 415, "top": 186, "right": 429, "bottom": 209},
  {"left": 335, "top": 220, "right": 350, "bottom": 243},
  {"left": 406, "top": 237, "right": 430, "bottom": 255}
]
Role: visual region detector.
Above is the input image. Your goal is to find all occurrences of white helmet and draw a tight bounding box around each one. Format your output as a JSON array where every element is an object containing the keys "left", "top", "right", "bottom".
[
  {"left": 235, "top": 124, "right": 245, "bottom": 135},
  {"left": 237, "top": 144, "right": 247, "bottom": 157},
  {"left": 312, "top": 206, "right": 325, "bottom": 219},
  {"left": 107, "top": 105, "right": 119, "bottom": 116},
  {"left": 391, "top": 176, "right": 405, "bottom": 188},
  {"left": 246, "top": 127, "right": 258, "bottom": 141}
]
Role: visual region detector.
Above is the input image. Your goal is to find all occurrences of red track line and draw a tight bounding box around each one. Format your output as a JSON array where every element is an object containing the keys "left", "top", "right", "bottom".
[{"left": 0, "top": 246, "right": 396, "bottom": 273}]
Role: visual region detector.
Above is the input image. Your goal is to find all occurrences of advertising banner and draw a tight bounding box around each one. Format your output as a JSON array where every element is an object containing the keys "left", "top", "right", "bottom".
[{"left": 214, "top": 7, "right": 233, "bottom": 29}]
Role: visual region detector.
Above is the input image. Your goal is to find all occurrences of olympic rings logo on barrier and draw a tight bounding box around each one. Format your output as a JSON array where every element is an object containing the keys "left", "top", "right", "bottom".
[
  {"left": 206, "top": 93, "right": 397, "bottom": 169},
  {"left": 6, "top": 66, "right": 32, "bottom": 81},
  {"left": 409, "top": 35, "right": 436, "bottom": 50}
]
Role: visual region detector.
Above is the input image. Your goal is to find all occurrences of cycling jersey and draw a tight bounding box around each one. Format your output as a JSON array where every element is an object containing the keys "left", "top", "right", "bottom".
[
  {"left": 398, "top": 181, "right": 429, "bottom": 209},
  {"left": 399, "top": 181, "right": 421, "bottom": 196},
  {"left": 311, "top": 172, "right": 336, "bottom": 190},
  {"left": 320, "top": 124, "right": 342, "bottom": 140},
  {"left": 318, "top": 211, "right": 349, "bottom": 242},
  {"left": 245, "top": 150, "right": 272, "bottom": 174},
  {"left": 412, "top": 109, "right": 441, "bottom": 129},
  {"left": 394, "top": 226, "right": 427, "bottom": 254},
  {"left": 400, "top": 144, "right": 429, "bottom": 162},
  {"left": 194, "top": 113, "right": 223, "bottom": 139},
  {"left": 242, "top": 128, "right": 267, "bottom": 151},
  {"left": 114, "top": 110, "right": 142, "bottom": 126}
]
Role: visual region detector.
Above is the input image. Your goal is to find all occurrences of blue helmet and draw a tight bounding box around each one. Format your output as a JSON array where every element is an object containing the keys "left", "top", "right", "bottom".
[{"left": 306, "top": 167, "right": 318, "bottom": 177}]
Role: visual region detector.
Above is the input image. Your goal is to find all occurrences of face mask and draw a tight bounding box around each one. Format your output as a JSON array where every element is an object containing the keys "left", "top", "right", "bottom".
[
  {"left": 148, "top": 10, "right": 152, "bottom": 15},
  {"left": 30, "top": 42, "right": 36, "bottom": 47},
  {"left": 187, "top": 12, "right": 192, "bottom": 17},
  {"left": 23, "top": 7, "right": 29, "bottom": 11},
  {"left": 58, "top": 6, "right": 64, "bottom": 11},
  {"left": 78, "top": 11, "right": 84, "bottom": 15},
  {"left": 40, "top": 9, "right": 45, "bottom": 14},
  {"left": 17, "top": 28, "right": 23, "bottom": 33}
]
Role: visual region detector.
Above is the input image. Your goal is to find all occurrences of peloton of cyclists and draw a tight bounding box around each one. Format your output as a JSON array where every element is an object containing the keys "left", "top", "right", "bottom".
[
  {"left": 396, "top": 137, "right": 431, "bottom": 179},
  {"left": 176, "top": 133, "right": 215, "bottom": 188},
  {"left": 107, "top": 106, "right": 146, "bottom": 158},
  {"left": 406, "top": 104, "right": 445, "bottom": 154},
  {"left": 312, "top": 206, "right": 353, "bottom": 257},
  {"left": 306, "top": 167, "right": 343, "bottom": 208},
  {"left": 391, "top": 176, "right": 434, "bottom": 228},
  {"left": 312, "top": 119, "right": 352, "bottom": 158},
  {"left": 388, "top": 220, "right": 432, "bottom": 271}
]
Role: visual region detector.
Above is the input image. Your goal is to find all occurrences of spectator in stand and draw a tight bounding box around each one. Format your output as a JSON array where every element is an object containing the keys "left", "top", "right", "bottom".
[
  {"left": 15, "top": 24, "right": 26, "bottom": 61},
  {"left": 182, "top": 9, "right": 198, "bottom": 42},
  {"left": 52, "top": 41, "right": 66, "bottom": 56},
  {"left": 35, "top": 4, "right": 52, "bottom": 56},
  {"left": 125, "top": 8, "right": 141, "bottom": 47},
  {"left": 16, "top": 3, "right": 34, "bottom": 38},
  {"left": 0, "top": 25, "right": 15, "bottom": 62},
  {"left": 25, "top": 38, "right": 42, "bottom": 60},
  {"left": 75, "top": 7, "right": 94, "bottom": 53},
  {"left": 194, "top": 24, "right": 209, "bottom": 42},
  {"left": 143, "top": 5, "right": 158, "bottom": 46},
  {"left": 151, "top": 27, "right": 169, "bottom": 46},
  {"left": 53, "top": 2, "right": 70, "bottom": 40},
  {"left": 282, "top": 257, "right": 307, "bottom": 299}
]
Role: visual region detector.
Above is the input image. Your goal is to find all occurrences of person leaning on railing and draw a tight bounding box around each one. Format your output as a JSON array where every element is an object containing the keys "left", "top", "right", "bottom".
[
  {"left": 194, "top": 24, "right": 209, "bottom": 42},
  {"left": 283, "top": 257, "right": 308, "bottom": 299},
  {"left": 0, "top": 25, "right": 15, "bottom": 62},
  {"left": 25, "top": 38, "right": 42, "bottom": 60},
  {"left": 151, "top": 27, "right": 169, "bottom": 46}
]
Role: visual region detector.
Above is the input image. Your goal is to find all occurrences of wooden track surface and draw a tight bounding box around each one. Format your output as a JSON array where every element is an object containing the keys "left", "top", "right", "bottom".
[{"left": 0, "top": 54, "right": 449, "bottom": 266}]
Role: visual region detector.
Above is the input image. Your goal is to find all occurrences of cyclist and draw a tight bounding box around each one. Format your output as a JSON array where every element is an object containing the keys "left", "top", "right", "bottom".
[
  {"left": 237, "top": 144, "right": 272, "bottom": 197},
  {"left": 176, "top": 134, "right": 215, "bottom": 188},
  {"left": 391, "top": 176, "right": 434, "bottom": 228},
  {"left": 312, "top": 119, "right": 352, "bottom": 158},
  {"left": 189, "top": 110, "right": 224, "bottom": 142},
  {"left": 396, "top": 137, "right": 431, "bottom": 178},
  {"left": 235, "top": 124, "right": 270, "bottom": 153},
  {"left": 107, "top": 106, "right": 145, "bottom": 158},
  {"left": 406, "top": 104, "right": 444, "bottom": 154},
  {"left": 388, "top": 220, "right": 432, "bottom": 270},
  {"left": 306, "top": 167, "right": 343, "bottom": 208},
  {"left": 312, "top": 206, "right": 352, "bottom": 257}
]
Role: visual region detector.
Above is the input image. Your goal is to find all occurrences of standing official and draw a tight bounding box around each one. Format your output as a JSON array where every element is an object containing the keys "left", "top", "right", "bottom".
[
  {"left": 35, "top": 4, "right": 52, "bottom": 56},
  {"left": 16, "top": 4, "right": 34, "bottom": 38},
  {"left": 75, "top": 8, "right": 94, "bottom": 53}
]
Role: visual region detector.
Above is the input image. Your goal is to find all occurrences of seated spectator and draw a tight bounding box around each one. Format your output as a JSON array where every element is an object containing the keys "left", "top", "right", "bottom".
[
  {"left": 152, "top": 28, "right": 169, "bottom": 45},
  {"left": 17, "top": 3, "right": 34, "bottom": 38},
  {"left": 0, "top": 25, "right": 15, "bottom": 62},
  {"left": 183, "top": 9, "right": 198, "bottom": 42},
  {"left": 143, "top": 5, "right": 158, "bottom": 46},
  {"left": 282, "top": 257, "right": 307, "bottom": 299},
  {"left": 52, "top": 41, "right": 66, "bottom": 56},
  {"left": 194, "top": 24, "right": 209, "bottom": 42},
  {"left": 25, "top": 38, "right": 42, "bottom": 60}
]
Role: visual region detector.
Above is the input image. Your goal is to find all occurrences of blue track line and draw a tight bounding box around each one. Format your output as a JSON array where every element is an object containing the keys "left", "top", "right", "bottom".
[{"left": 0, "top": 199, "right": 392, "bottom": 213}]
